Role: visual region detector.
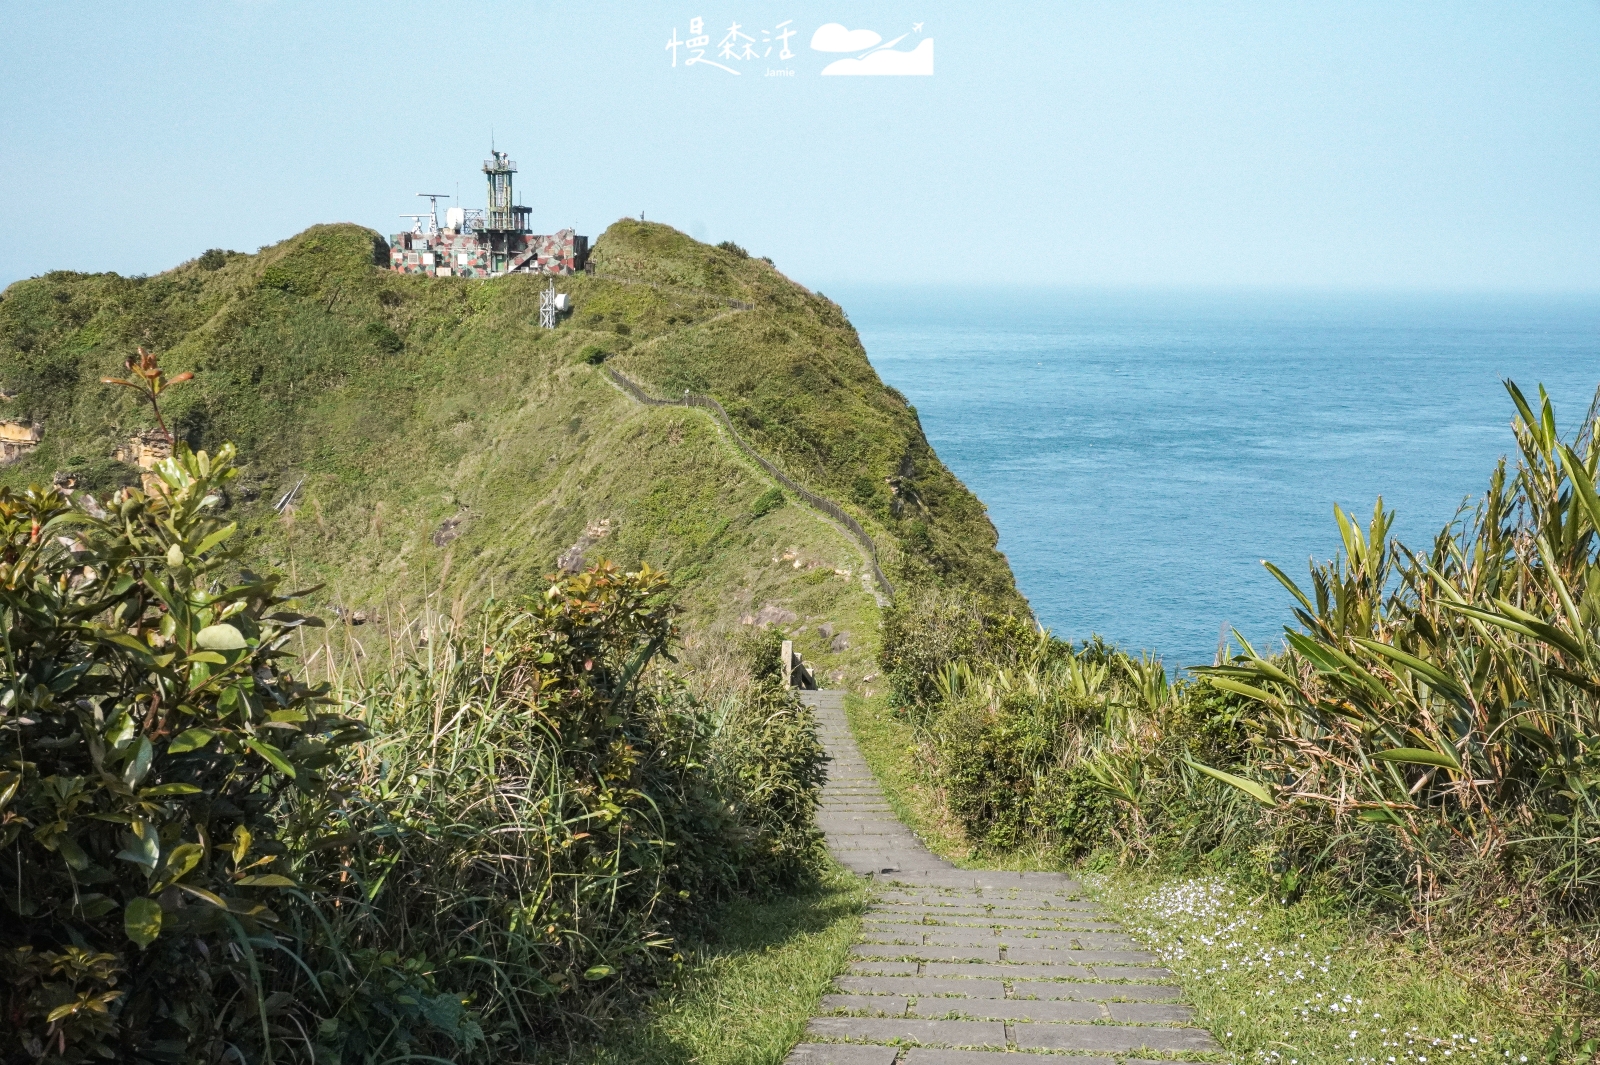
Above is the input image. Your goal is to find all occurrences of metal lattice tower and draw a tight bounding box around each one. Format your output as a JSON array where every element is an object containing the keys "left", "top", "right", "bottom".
[
  {"left": 539, "top": 280, "right": 557, "bottom": 330},
  {"left": 483, "top": 150, "right": 520, "bottom": 231}
]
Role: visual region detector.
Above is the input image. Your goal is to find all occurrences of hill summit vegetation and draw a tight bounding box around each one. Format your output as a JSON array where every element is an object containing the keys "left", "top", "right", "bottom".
[
  {"left": 0, "top": 220, "right": 1020, "bottom": 685},
  {"left": 0, "top": 221, "right": 1025, "bottom": 1064}
]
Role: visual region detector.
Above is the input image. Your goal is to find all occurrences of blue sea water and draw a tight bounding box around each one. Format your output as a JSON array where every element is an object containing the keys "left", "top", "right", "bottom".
[{"left": 828, "top": 286, "right": 1600, "bottom": 671}]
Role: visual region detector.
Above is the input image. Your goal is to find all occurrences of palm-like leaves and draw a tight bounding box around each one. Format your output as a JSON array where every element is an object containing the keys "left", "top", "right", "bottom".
[{"left": 1197, "top": 381, "right": 1600, "bottom": 906}]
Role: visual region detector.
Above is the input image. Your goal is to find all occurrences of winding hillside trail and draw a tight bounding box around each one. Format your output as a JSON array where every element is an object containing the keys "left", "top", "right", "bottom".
[{"left": 791, "top": 691, "right": 1221, "bottom": 1065}]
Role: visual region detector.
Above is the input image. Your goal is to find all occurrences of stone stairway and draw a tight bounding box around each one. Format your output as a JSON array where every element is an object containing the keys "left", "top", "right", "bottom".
[{"left": 790, "top": 691, "right": 1220, "bottom": 1065}]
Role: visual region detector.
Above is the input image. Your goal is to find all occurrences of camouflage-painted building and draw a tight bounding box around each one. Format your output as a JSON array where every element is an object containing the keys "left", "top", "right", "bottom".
[
  {"left": 389, "top": 228, "right": 588, "bottom": 278},
  {"left": 389, "top": 149, "right": 589, "bottom": 278}
]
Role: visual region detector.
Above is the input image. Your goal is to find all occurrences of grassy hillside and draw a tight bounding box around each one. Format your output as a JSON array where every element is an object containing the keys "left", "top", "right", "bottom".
[{"left": 0, "top": 220, "right": 1020, "bottom": 684}]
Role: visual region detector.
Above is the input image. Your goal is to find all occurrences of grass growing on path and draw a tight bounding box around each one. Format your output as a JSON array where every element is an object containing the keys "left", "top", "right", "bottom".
[{"left": 571, "top": 863, "right": 871, "bottom": 1065}]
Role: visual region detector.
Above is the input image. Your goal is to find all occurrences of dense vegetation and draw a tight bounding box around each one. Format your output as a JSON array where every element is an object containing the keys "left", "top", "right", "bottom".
[
  {"left": 877, "top": 382, "right": 1600, "bottom": 1039},
  {"left": 0, "top": 419, "right": 829, "bottom": 1063},
  {"left": 0, "top": 219, "right": 1028, "bottom": 1064},
  {"left": 14, "top": 213, "right": 1593, "bottom": 1057},
  {"left": 0, "top": 221, "right": 1019, "bottom": 694}
]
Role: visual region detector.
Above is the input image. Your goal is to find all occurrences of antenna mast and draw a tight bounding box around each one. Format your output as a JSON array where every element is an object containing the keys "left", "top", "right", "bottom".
[
  {"left": 540, "top": 280, "right": 557, "bottom": 330},
  {"left": 416, "top": 193, "right": 450, "bottom": 234}
]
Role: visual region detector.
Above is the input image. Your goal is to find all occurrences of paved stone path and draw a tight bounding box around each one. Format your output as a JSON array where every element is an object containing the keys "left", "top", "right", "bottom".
[{"left": 788, "top": 691, "right": 1220, "bottom": 1065}]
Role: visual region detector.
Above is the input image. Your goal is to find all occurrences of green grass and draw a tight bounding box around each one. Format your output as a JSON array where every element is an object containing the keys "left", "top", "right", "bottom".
[
  {"left": 1090, "top": 873, "right": 1553, "bottom": 1065},
  {"left": 567, "top": 863, "right": 871, "bottom": 1065},
  {"left": 839, "top": 690, "right": 1570, "bottom": 1064},
  {"left": 0, "top": 220, "right": 1018, "bottom": 680}
]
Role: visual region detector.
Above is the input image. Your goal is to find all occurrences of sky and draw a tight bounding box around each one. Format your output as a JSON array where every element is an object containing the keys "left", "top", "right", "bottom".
[{"left": 4, "top": 2, "right": 1599, "bottom": 291}]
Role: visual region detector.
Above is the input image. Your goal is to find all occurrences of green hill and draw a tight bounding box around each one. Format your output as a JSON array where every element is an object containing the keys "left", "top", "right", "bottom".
[{"left": 0, "top": 220, "right": 1021, "bottom": 682}]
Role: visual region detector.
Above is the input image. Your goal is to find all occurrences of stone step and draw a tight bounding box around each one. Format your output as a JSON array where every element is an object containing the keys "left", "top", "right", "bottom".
[
  {"left": 834, "top": 976, "right": 1006, "bottom": 998},
  {"left": 787, "top": 1046, "right": 900, "bottom": 1065},
  {"left": 805, "top": 1017, "right": 1007, "bottom": 1049}
]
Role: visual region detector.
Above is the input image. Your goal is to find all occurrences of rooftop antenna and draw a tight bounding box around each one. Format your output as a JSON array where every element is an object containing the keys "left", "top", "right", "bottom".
[
  {"left": 416, "top": 193, "right": 450, "bottom": 234},
  {"left": 400, "top": 213, "right": 429, "bottom": 235}
]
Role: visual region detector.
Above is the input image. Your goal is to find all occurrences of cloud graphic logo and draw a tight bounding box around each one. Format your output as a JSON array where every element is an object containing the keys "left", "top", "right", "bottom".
[
  {"left": 810, "top": 23, "right": 883, "bottom": 52},
  {"left": 821, "top": 36, "right": 934, "bottom": 76}
]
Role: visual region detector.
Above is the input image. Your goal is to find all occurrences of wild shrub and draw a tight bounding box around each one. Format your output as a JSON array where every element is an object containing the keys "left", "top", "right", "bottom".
[
  {"left": 363, "top": 321, "right": 402, "bottom": 353},
  {"left": 259, "top": 265, "right": 298, "bottom": 293},
  {"left": 937, "top": 696, "right": 1046, "bottom": 850},
  {"left": 749, "top": 486, "right": 785, "bottom": 519},
  {"left": 928, "top": 644, "right": 1194, "bottom": 860},
  {"left": 1201, "top": 383, "right": 1600, "bottom": 923},
  {"left": 2, "top": 348, "right": 833, "bottom": 1062},
  {"left": 879, "top": 585, "right": 1034, "bottom": 715},
  {"left": 308, "top": 571, "right": 828, "bottom": 1053},
  {"left": 0, "top": 442, "right": 367, "bottom": 1062}
]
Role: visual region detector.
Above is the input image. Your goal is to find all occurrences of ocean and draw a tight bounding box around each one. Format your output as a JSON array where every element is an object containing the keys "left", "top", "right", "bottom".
[{"left": 829, "top": 286, "right": 1600, "bottom": 671}]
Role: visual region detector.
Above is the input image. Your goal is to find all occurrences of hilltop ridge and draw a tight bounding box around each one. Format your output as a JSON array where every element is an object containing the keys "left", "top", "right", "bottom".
[{"left": 0, "top": 219, "right": 1022, "bottom": 681}]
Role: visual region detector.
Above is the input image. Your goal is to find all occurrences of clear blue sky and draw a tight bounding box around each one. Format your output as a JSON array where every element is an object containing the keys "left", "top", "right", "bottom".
[{"left": 4, "top": 2, "right": 1598, "bottom": 291}]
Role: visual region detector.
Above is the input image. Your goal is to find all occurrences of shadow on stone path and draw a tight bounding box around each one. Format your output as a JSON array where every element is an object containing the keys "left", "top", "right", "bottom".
[{"left": 789, "top": 691, "right": 1221, "bottom": 1065}]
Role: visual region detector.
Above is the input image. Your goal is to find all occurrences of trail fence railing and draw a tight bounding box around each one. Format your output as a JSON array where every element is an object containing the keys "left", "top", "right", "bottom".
[{"left": 605, "top": 365, "right": 894, "bottom": 601}]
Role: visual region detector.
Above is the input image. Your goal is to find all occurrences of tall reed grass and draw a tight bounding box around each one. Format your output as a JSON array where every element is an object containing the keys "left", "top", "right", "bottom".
[
  {"left": 1, "top": 438, "right": 828, "bottom": 1065},
  {"left": 293, "top": 591, "right": 828, "bottom": 1059}
]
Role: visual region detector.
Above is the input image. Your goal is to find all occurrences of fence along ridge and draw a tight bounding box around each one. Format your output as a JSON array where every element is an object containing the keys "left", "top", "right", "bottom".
[{"left": 604, "top": 365, "right": 895, "bottom": 601}]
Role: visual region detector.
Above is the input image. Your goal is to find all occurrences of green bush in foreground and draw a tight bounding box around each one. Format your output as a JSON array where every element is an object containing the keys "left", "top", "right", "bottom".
[
  {"left": 1201, "top": 383, "right": 1600, "bottom": 926},
  {"left": 0, "top": 443, "right": 362, "bottom": 1062},
  {"left": 312, "top": 569, "right": 826, "bottom": 1058},
  {"left": 1, "top": 414, "right": 828, "bottom": 1060}
]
